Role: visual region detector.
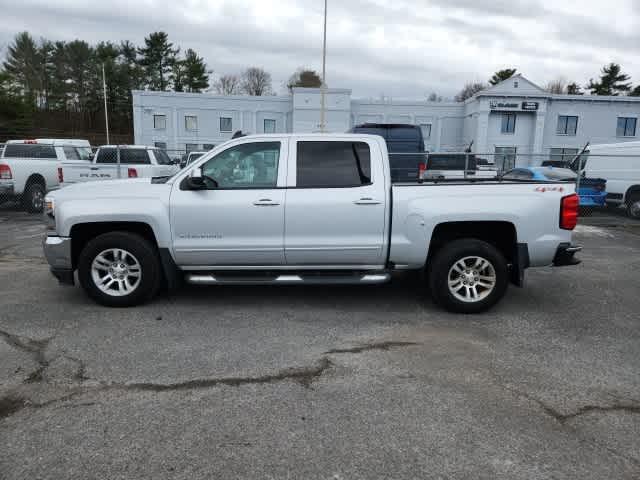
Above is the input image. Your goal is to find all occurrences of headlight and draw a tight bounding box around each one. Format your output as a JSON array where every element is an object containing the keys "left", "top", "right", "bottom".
[{"left": 44, "top": 197, "right": 55, "bottom": 217}]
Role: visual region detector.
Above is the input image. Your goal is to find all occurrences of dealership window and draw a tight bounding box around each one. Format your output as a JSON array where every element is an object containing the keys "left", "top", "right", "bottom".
[
  {"left": 185, "top": 143, "right": 199, "bottom": 153},
  {"left": 419, "top": 123, "right": 432, "bottom": 140},
  {"left": 617, "top": 117, "right": 637, "bottom": 137},
  {"left": 220, "top": 117, "right": 233, "bottom": 132},
  {"left": 557, "top": 115, "right": 578, "bottom": 135},
  {"left": 495, "top": 146, "right": 517, "bottom": 171},
  {"left": 501, "top": 113, "right": 516, "bottom": 134},
  {"left": 549, "top": 148, "right": 578, "bottom": 163},
  {"left": 264, "top": 119, "right": 276, "bottom": 133},
  {"left": 154, "top": 142, "right": 167, "bottom": 150},
  {"left": 153, "top": 114, "right": 166, "bottom": 129},
  {"left": 297, "top": 141, "right": 371, "bottom": 187},
  {"left": 185, "top": 115, "right": 197, "bottom": 131},
  {"left": 203, "top": 144, "right": 215, "bottom": 150}
]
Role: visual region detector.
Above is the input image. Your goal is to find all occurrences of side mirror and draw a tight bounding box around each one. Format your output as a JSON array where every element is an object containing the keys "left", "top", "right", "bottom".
[{"left": 184, "top": 167, "right": 207, "bottom": 190}]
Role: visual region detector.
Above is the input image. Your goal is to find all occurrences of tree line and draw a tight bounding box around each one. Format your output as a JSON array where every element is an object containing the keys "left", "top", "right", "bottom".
[{"left": 454, "top": 64, "right": 640, "bottom": 101}]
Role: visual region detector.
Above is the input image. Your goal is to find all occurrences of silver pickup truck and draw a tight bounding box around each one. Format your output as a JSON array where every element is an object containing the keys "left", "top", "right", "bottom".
[{"left": 43, "top": 133, "right": 581, "bottom": 313}]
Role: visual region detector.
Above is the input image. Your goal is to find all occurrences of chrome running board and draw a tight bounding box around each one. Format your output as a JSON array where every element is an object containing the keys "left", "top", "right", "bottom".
[{"left": 185, "top": 272, "right": 391, "bottom": 285}]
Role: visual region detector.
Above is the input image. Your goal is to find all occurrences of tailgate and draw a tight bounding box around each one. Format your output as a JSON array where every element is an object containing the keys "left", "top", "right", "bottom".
[{"left": 61, "top": 163, "right": 118, "bottom": 184}]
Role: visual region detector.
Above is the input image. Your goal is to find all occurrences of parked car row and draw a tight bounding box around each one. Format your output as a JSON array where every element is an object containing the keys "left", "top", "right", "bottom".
[
  {"left": 2, "top": 132, "right": 639, "bottom": 219},
  {"left": 0, "top": 139, "right": 181, "bottom": 212}
]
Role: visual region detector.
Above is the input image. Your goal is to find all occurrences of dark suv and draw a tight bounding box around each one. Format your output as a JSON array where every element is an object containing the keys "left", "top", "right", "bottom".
[{"left": 349, "top": 124, "right": 424, "bottom": 181}]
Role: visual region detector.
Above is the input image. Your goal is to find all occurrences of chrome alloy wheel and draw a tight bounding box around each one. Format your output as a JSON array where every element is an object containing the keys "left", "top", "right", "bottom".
[
  {"left": 91, "top": 248, "right": 142, "bottom": 296},
  {"left": 31, "top": 188, "right": 44, "bottom": 211},
  {"left": 447, "top": 256, "right": 496, "bottom": 303}
]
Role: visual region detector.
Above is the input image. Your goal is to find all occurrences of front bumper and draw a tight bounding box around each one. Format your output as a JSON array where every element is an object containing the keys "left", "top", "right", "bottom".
[
  {"left": 553, "top": 243, "right": 582, "bottom": 267},
  {"left": 43, "top": 235, "right": 74, "bottom": 285}
]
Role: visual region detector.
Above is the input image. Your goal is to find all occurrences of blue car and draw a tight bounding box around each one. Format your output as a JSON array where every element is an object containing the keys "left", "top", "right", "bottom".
[{"left": 502, "top": 167, "right": 607, "bottom": 207}]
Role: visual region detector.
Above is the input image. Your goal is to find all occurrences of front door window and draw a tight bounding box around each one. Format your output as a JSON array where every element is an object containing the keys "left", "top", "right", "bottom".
[{"left": 201, "top": 142, "right": 280, "bottom": 188}]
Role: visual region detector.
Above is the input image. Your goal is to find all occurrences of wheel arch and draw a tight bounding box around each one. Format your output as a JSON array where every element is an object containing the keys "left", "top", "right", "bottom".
[
  {"left": 70, "top": 221, "right": 158, "bottom": 269},
  {"left": 624, "top": 184, "right": 640, "bottom": 203},
  {"left": 25, "top": 173, "right": 46, "bottom": 189},
  {"left": 427, "top": 221, "right": 518, "bottom": 265}
]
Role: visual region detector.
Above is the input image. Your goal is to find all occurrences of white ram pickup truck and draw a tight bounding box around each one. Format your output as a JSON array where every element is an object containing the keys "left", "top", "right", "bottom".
[
  {"left": 43, "top": 133, "right": 582, "bottom": 313},
  {"left": 60, "top": 145, "right": 179, "bottom": 187},
  {"left": 0, "top": 139, "right": 92, "bottom": 212}
]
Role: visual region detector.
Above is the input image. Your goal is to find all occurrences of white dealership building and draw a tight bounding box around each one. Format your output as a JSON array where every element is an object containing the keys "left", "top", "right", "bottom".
[{"left": 133, "top": 74, "right": 640, "bottom": 167}]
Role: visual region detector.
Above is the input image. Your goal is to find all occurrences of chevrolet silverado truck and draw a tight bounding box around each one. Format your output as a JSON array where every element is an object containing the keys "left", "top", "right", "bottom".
[
  {"left": 43, "top": 133, "right": 581, "bottom": 313},
  {"left": 60, "top": 145, "right": 179, "bottom": 187},
  {"left": 0, "top": 139, "right": 92, "bottom": 212}
]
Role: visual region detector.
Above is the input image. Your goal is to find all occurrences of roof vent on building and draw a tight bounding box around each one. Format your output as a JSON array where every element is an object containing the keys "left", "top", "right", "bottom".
[{"left": 514, "top": 80, "right": 519, "bottom": 88}]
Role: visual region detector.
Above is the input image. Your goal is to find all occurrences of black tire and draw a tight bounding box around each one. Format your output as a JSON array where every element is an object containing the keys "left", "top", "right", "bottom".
[
  {"left": 22, "top": 182, "right": 45, "bottom": 213},
  {"left": 428, "top": 239, "right": 508, "bottom": 314},
  {"left": 626, "top": 193, "right": 640, "bottom": 219},
  {"left": 77, "top": 231, "right": 162, "bottom": 307}
]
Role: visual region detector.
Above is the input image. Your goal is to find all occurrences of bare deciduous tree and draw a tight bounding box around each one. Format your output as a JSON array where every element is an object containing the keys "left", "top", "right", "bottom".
[
  {"left": 242, "top": 67, "right": 272, "bottom": 96},
  {"left": 215, "top": 74, "right": 241, "bottom": 95},
  {"left": 545, "top": 77, "right": 567, "bottom": 94},
  {"left": 455, "top": 82, "right": 486, "bottom": 102}
]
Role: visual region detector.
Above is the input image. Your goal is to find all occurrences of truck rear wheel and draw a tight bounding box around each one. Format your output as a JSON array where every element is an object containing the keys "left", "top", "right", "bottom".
[
  {"left": 22, "top": 182, "right": 45, "bottom": 213},
  {"left": 626, "top": 193, "right": 640, "bottom": 219},
  {"left": 429, "top": 239, "right": 508, "bottom": 314},
  {"left": 77, "top": 232, "right": 161, "bottom": 307}
]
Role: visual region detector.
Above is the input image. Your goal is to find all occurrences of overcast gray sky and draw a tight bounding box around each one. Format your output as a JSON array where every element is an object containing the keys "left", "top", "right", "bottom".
[{"left": 0, "top": 0, "right": 638, "bottom": 98}]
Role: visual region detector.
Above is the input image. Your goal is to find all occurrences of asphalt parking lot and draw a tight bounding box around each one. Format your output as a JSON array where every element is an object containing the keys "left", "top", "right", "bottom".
[{"left": 0, "top": 208, "right": 639, "bottom": 480}]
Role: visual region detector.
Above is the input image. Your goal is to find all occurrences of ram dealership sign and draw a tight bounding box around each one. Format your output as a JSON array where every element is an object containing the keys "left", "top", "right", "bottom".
[{"left": 490, "top": 100, "right": 539, "bottom": 111}]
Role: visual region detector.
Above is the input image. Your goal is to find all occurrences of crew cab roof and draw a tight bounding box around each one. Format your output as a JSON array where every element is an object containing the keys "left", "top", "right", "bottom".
[
  {"left": 5, "top": 138, "right": 90, "bottom": 147},
  {"left": 97, "top": 145, "right": 160, "bottom": 149}
]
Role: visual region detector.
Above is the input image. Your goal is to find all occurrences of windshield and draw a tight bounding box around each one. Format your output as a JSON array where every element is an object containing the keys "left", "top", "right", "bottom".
[
  {"left": 76, "top": 147, "right": 93, "bottom": 161},
  {"left": 153, "top": 149, "right": 173, "bottom": 165},
  {"left": 3, "top": 144, "right": 57, "bottom": 159}
]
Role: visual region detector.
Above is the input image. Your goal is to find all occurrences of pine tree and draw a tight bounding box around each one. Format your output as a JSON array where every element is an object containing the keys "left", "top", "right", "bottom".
[
  {"left": 489, "top": 68, "right": 517, "bottom": 85},
  {"left": 3, "top": 32, "right": 41, "bottom": 105},
  {"left": 287, "top": 68, "right": 322, "bottom": 92},
  {"left": 587, "top": 63, "right": 631, "bottom": 96},
  {"left": 138, "top": 32, "right": 179, "bottom": 91},
  {"left": 181, "top": 49, "right": 209, "bottom": 92}
]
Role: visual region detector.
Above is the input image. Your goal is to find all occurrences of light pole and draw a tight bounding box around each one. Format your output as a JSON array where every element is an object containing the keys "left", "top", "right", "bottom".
[
  {"left": 319, "top": 0, "right": 327, "bottom": 132},
  {"left": 102, "top": 63, "right": 110, "bottom": 144}
]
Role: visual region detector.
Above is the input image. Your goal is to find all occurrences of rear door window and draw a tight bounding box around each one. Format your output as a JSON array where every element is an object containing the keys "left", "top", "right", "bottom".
[
  {"left": 296, "top": 141, "right": 371, "bottom": 187},
  {"left": 63, "top": 146, "right": 80, "bottom": 160},
  {"left": 3, "top": 144, "right": 57, "bottom": 159},
  {"left": 427, "top": 154, "right": 477, "bottom": 170},
  {"left": 153, "top": 149, "right": 173, "bottom": 165},
  {"left": 96, "top": 148, "right": 150, "bottom": 164},
  {"left": 388, "top": 127, "right": 419, "bottom": 141}
]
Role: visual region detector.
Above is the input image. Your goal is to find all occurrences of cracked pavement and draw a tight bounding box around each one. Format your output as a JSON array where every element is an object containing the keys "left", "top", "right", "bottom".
[{"left": 0, "top": 209, "right": 639, "bottom": 479}]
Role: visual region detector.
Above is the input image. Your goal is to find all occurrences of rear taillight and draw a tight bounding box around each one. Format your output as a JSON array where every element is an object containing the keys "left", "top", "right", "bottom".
[
  {"left": 418, "top": 162, "right": 426, "bottom": 178},
  {"left": 57, "top": 167, "right": 63, "bottom": 183},
  {"left": 560, "top": 193, "right": 579, "bottom": 230},
  {"left": 127, "top": 168, "right": 138, "bottom": 178},
  {"left": 0, "top": 164, "right": 12, "bottom": 180}
]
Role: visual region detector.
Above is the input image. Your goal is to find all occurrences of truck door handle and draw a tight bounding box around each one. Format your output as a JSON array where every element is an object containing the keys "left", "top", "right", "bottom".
[
  {"left": 90, "top": 167, "right": 99, "bottom": 170},
  {"left": 354, "top": 197, "right": 381, "bottom": 205},
  {"left": 253, "top": 198, "right": 280, "bottom": 206}
]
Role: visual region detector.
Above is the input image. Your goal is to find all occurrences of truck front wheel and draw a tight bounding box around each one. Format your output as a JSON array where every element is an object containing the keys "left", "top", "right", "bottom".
[
  {"left": 77, "top": 232, "right": 162, "bottom": 307},
  {"left": 22, "top": 182, "right": 45, "bottom": 213},
  {"left": 429, "top": 239, "right": 508, "bottom": 314}
]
